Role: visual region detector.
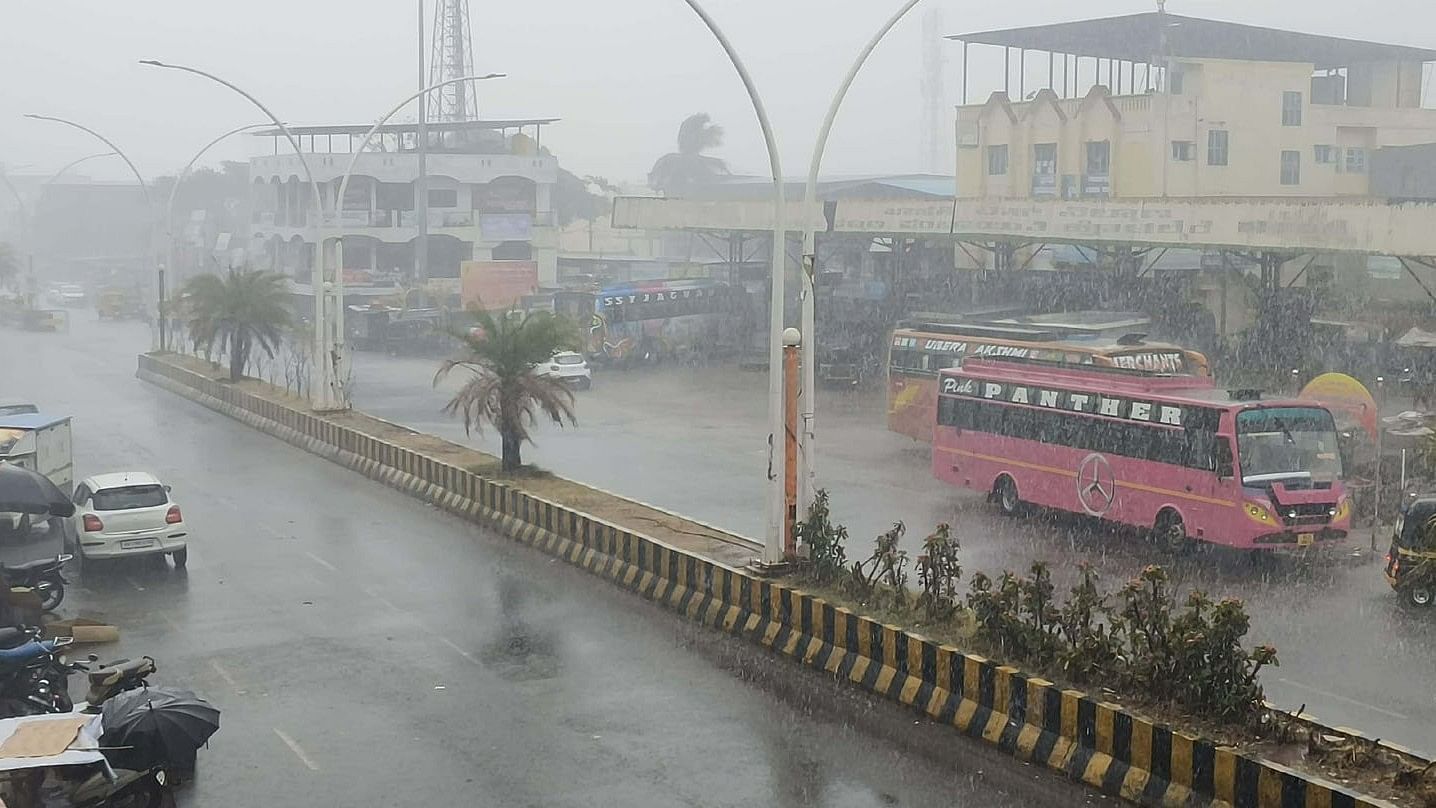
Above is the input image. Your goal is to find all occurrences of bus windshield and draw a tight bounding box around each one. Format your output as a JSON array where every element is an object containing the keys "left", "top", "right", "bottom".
[{"left": 1237, "top": 407, "right": 1342, "bottom": 484}]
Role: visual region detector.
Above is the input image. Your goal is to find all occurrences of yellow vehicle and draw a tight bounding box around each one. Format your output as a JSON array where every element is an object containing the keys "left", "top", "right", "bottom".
[
  {"left": 97, "top": 288, "right": 143, "bottom": 320},
  {"left": 22, "top": 309, "right": 68, "bottom": 332}
]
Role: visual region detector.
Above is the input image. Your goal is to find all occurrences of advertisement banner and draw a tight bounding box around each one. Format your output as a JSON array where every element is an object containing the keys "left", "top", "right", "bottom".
[
  {"left": 479, "top": 213, "right": 533, "bottom": 242},
  {"left": 461, "top": 261, "right": 539, "bottom": 311}
]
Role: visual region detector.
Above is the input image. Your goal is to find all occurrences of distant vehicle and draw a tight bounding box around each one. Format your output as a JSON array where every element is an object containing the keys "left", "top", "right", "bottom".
[
  {"left": 554, "top": 279, "right": 732, "bottom": 367},
  {"left": 0, "top": 413, "right": 73, "bottom": 496},
  {"left": 539, "top": 351, "right": 592, "bottom": 390},
  {"left": 21, "top": 309, "right": 68, "bottom": 333},
  {"left": 889, "top": 315, "right": 1210, "bottom": 442},
  {"left": 932, "top": 358, "right": 1350, "bottom": 552},
  {"left": 96, "top": 288, "right": 145, "bottom": 320},
  {"left": 54, "top": 284, "right": 86, "bottom": 307},
  {"left": 1385, "top": 496, "right": 1436, "bottom": 607},
  {"left": 71, "top": 472, "right": 188, "bottom": 567},
  {"left": 0, "top": 402, "right": 38, "bottom": 418}
]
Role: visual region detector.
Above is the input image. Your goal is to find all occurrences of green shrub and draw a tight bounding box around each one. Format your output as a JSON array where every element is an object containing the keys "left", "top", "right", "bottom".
[
  {"left": 794, "top": 489, "right": 848, "bottom": 583},
  {"left": 849, "top": 522, "right": 908, "bottom": 607},
  {"left": 916, "top": 523, "right": 962, "bottom": 620}
]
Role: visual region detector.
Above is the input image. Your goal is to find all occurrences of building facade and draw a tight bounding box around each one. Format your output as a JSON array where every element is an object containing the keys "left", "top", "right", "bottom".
[
  {"left": 247, "top": 119, "right": 559, "bottom": 289},
  {"left": 952, "top": 13, "right": 1436, "bottom": 202}
]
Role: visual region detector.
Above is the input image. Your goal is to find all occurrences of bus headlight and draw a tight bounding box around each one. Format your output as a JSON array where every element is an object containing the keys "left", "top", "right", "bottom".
[
  {"left": 1244, "top": 501, "right": 1278, "bottom": 526},
  {"left": 1332, "top": 496, "right": 1351, "bottom": 523}
]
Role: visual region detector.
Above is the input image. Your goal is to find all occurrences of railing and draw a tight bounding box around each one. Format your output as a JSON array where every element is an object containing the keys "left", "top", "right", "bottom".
[
  {"left": 1031, "top": 174, "right": 1057, "bottom": 197},
  {"left": 1082, "top": 174, "right": 1111, "bottom": 198}
]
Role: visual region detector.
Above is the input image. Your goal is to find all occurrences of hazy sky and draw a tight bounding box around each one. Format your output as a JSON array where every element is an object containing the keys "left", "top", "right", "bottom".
[{"left": 2, "top": 0, "right": 1434, "bottom": 186}]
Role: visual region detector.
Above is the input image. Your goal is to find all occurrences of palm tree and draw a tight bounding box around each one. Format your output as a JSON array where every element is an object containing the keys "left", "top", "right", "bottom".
[
  {"left": 181, "top": 269, "right": 292, "bottom": 382},
  {"left": 435, "top": 308, "right": 579, "bottom": 473},
  {"left": 647, "top": 113, "right": 730, "bottom": 197},
  {"left": 0, "top": 243, "right": 19, "bottom": 290}
]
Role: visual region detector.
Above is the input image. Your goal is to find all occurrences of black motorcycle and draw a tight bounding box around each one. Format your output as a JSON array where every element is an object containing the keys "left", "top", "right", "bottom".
[
  {"left": 0, "top": 632, "right": 76, "bottom": 716},
  {"left": 2, "top": 553, "right": 73, "bottom": 612},
  {"left": 77, "top": 655, "right": 157, "bottom": 709}
]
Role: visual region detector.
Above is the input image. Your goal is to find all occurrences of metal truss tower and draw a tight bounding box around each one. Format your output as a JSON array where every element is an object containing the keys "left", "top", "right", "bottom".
[{"left": 427, "top": 0, "right": 478, "bottom": 122}]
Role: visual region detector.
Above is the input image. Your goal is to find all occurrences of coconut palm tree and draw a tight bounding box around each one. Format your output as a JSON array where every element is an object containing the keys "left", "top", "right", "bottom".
[
  {"left": 435, "top": 308, "right": 579, "bottom": 473},
  {"left": 647, "top": 113, "right": 730, "bottom": 197},
  {"left": 181, "top": 269, "right": 292, "bottom": 382}
]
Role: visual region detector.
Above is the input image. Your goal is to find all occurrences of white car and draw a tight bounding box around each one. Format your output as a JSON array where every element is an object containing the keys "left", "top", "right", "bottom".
[
  {"left": 72, "top": 472, "right": 188, "bottom": 567},
  {"left": 54, "top": 284, "right": 87, "bottom": 307},
  {"left": 540, "top": 351, "right": 592, "bottom": 390}
]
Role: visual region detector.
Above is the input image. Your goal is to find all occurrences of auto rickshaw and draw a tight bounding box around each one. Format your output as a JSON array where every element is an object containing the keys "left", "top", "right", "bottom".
[
  {"left": 97, "top": 288, "right": 127, "bottom": 319},
  {"left": 21, "top": 308, "right": 68, "bottom": 332},
  {"left": 1384, "top": 495, "right": 1436, "bottom": 607}
]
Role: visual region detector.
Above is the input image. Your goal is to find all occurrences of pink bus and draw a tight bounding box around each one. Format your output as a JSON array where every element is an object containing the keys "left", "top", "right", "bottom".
[{"left": 933, "top": 359, "right": 1351, "bottom": 551}]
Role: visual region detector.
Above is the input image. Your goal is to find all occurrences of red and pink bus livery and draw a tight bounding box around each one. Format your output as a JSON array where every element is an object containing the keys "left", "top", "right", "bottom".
[{"left": 932, "top": 359, "right": 1351, "bottom": 551}]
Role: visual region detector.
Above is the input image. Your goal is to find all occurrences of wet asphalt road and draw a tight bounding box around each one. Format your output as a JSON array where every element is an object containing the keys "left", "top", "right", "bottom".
[
  {"left": 0, "top": 318, "right": 1101, "bottom": 806},
  {"left": 348, "top": 350, "right": 1436, "bottom": 756}
]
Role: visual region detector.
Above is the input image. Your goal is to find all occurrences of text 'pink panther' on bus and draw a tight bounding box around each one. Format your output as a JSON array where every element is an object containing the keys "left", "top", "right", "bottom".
[{"left": 941, "top": 376, "right": 1186, "bottom": 427}]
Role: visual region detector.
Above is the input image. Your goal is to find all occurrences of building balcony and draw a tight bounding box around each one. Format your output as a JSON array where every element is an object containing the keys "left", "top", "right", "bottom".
[
  {"left": 249, "top": 152, "right": 558, "bottom": 185},
  {"left": 1081, "top": 174, "right": 1111, "bottom": 198},
  {"left": 1031, "top": 173, "right": 1058, "bottom": 197},
  {"left": 251, "top": 209, "right": 557, "bottom": 246}
]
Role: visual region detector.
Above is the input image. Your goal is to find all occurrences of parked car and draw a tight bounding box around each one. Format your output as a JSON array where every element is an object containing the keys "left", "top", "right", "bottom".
[
  {"left": 71, "top": 472, "right": 188, "bottom": 567},
  {"left": 540, "top": 351, "right": 592, "bottom": 390}
]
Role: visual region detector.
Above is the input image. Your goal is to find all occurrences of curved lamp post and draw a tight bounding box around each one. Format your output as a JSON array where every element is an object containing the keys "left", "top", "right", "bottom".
[
  {"left": 331, "top": 72, "right": 504, "bottom": 380},
  {"left": 139, "top": 59, "right": 340, "bottom": 410},
  {"left": 798, "top": 0, "right": 925, "bottom": 515},
  {"left": 23, "top": 114, "right": 160, "bottom": 346},
  {"left": 164, "top": 123, "right": 272, "bottom": 300},
  {"left": 679, "top": 0, "right": 788, "bottom": 565}
]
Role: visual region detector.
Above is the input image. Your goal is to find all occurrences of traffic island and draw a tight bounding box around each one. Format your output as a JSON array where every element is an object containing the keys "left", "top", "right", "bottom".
[{"left": 137, "top": 352, "right": 1420, "bottom": 808}]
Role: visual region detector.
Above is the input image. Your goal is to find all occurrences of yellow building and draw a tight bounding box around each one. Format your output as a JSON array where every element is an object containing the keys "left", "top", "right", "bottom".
[{"left": 951, "top": 12, "right": 1436, "bottom": 201}]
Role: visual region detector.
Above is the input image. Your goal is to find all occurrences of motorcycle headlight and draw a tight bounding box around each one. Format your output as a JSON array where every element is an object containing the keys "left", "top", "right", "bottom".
[
  {"left": 1332, "top": 496, "right": 1351, "bottom": 522},
  {"left": 1244, "top": 501, "right": 1278, "bottom": 526}
]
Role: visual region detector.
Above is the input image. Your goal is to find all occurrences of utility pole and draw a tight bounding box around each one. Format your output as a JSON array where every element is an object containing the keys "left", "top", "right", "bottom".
[{"left": 416, "top": 0, "right": 430, "bottom": 284}]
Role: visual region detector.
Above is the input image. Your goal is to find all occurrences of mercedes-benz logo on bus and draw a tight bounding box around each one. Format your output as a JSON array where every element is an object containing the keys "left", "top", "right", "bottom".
[{"left": 1077, "top": 453, "right": 1116, "bottom": 517}]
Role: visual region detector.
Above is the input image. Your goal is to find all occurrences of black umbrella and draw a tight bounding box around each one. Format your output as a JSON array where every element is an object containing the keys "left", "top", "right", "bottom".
[
  {"left": 0, "top": 462, "right": 74, "bottom": 517},
  {"left": 101, "top": 687, "right": 220, "bottom": 771}
]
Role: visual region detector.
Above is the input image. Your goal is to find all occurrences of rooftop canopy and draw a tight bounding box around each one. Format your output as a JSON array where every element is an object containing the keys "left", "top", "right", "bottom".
[
  {"left": 251, "top": 118, "right": 559, "bottom": 137},
  {"left": 948, "top": 12, "right": 1436, "bottom": 69}
]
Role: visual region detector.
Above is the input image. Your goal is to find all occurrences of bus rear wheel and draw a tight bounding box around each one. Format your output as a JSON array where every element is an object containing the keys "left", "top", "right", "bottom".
[
  {"left": 994, "top": 476, "right": 1022, "bottom": 517},
  {"left": 1155, "top": 510, "right": 1193, "bottom": 554}
]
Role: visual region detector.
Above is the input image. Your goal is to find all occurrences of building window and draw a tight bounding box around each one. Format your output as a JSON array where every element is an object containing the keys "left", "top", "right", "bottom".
[
  {"left": 1170, "top": 140, "right": 1195, "bottom": 162},
  {"left": 1280, "top": 150, "right": 1301, "bottom": 185},
  {"left": 1085, "top": 141, "right": 1111, "bottom": 175},
  {"left": 1032, "top": 143, "right": 1057, "bottom": 174},
  {"left": 1207, "top": 130, "right": 1229, "bottom": 166},
  {"left": 986, "top": 145, "right": 1008, "bottom": 176},
  {"left": 1314, "top": 145, "right": 1340, "bottom": 164},
  {"left": 428, "top": 189, "right": 458, "bottom": 208},
  {"left": 1169, "top": 69, "right": 1184, "bottom": 95},
  {"left": 1281, "top": 91, "right": 1303, "bottom": 126},
  {"left": 1344, "top": 147, "right": 1368, "bottom": 174}
]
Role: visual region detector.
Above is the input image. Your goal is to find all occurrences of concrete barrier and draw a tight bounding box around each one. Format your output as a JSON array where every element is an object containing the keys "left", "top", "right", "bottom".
[{"left": 138, "top": 353, "right": 1401, "bottom": 808}]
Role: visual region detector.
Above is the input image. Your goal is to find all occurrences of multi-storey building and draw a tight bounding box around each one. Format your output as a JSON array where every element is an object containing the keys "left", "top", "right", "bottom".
[
  {"left": 951, "top": 12, "right": 1436, "bottom": 201},
  {"left": 247, "top": 118, "right": 559, "bottom": 288}
]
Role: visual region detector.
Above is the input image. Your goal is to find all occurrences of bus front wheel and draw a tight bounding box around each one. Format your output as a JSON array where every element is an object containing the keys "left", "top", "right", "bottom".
[
  {"left": 994, "top": 476, "right": 1021, "bottom": 517},
  {"left": 1155, "top": 510, "right": 1192, "bottom": 554}
]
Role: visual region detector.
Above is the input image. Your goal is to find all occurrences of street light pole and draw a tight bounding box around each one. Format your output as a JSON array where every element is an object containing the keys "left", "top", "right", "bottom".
[
  {"left": 22, "top": 115, "right": 158, "bottom": 345},
  {"left": 332, "top": 72, "right": 504, "bottom": 395},
  {"left": 138, "top": 60, "right": 338, "bottom": 410},
  {"left": 164, "top": 122, "right": 271, "bottom": 337},
  {"left": 679, "top": 0, "right": 787, "bottom": 566},
  {"left": 416, "top": 0, "right": 431, "bottom": 286},
  {"left": 798, "top": 0, "right": 925, "bottom": 516}
]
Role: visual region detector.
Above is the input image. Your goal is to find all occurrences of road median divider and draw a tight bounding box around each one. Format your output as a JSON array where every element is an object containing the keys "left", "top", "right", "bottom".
[{"left": 138, "top": 352, "right": 1411, "bottom": 808}]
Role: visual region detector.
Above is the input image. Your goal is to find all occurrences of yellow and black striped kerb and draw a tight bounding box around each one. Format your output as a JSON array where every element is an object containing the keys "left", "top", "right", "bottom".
[{"left": 137, "top": 353, "right": 1403, "bottom": 808}]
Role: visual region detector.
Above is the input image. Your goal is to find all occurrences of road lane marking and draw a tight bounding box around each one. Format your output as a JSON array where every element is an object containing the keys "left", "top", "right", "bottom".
[
  {"left": 273, "top": 728, "right": 320, "bottom": 771},
  {"left": 124, "top": 577, "right": 145, "bottom": 592},
  {"left": 1275, "top": 678, "right": 1410, "bottom": 721},
  {"left": 209, "top": 659, "right": 240, "bottom": 691},
  {"left": 435, "top": 636, "right": 481, "bottom": 666},
  {"left": 360, "top": 586, "right": 402, "bottom": 613},
  {"left": 303, "top": 552, "right": 337, "bottom": 572}
]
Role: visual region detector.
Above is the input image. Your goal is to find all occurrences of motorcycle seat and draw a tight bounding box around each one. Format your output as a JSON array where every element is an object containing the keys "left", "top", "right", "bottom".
[
  {"left": 1, "top": 558, "right": 53, "bottom": 574},
  {"left": 89, "top": 656, "right": 155, "bottom": 685},
  {"left": 0, "top": 627, "right": 29, "bottom": 649}
]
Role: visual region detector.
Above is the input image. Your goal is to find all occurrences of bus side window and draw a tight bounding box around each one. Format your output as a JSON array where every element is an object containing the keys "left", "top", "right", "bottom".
[{"left": 1215, "top": 438, "right": 1235, "bottom": 478}]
